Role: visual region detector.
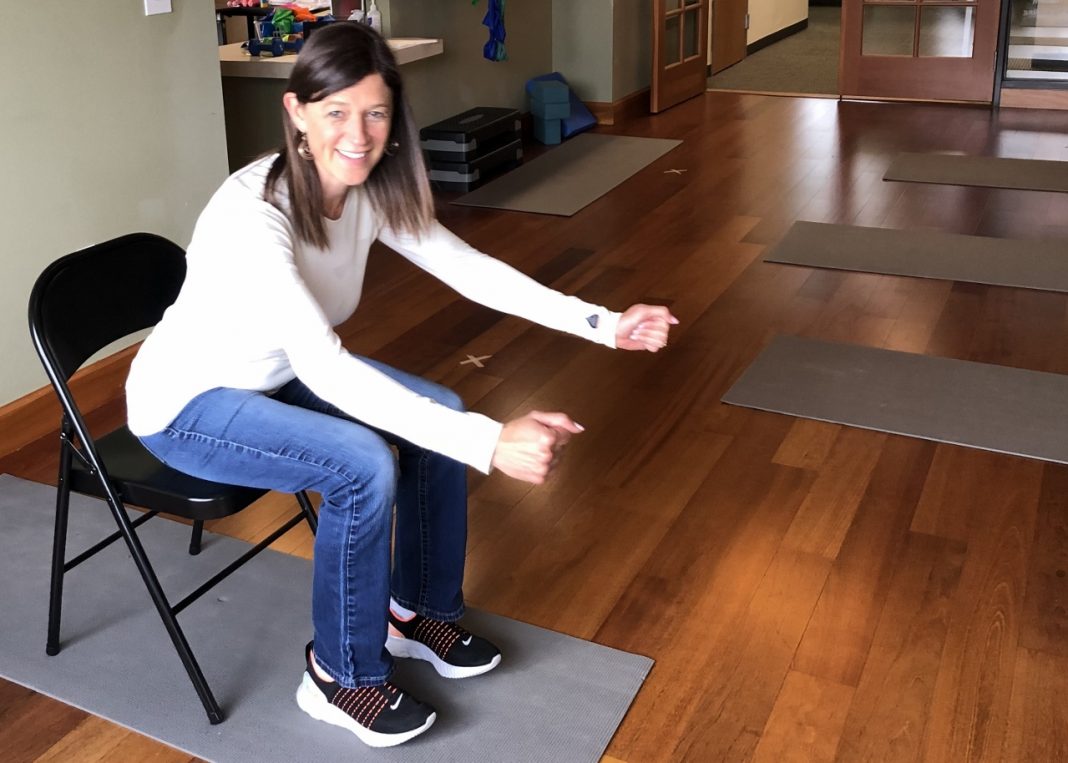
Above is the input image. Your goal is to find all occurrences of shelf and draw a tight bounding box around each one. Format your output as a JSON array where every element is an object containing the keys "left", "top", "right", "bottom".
[{"left": 219, "top": 37, "right": 444, "bottom": 79}]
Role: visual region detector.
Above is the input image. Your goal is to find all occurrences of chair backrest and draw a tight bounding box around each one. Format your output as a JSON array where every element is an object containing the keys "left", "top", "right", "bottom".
[{"left": 28, "top": 233, "right": 186, "bottom": 383}]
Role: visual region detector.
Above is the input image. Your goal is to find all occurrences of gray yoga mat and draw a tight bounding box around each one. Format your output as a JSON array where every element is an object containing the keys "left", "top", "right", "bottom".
[
  {"left": 766, "top": 221, "right": 1068, "bottom": 293},
  {"left": 884, "top": 152, "right": 1068, "bottom": 193},
  {"left": 452, "top": 133, "right": 682, "bottom": 216},
  {"left": 722, "top": 335, "right": 1068, "bottom": 464},
  {"left": 0, "top": 474, "right": 651, "bottom": 763}
]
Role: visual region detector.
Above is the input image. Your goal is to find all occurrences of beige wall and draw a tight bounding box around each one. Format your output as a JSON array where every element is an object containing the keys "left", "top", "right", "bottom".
[
  {"left": 747, "top": 0, "right": 808, "bottom": 46},
  {"left": 391, "top": 0, "right": 554, "bottom": 126},
  {"left": 2, "top": 1, "right": 229, "bottom": 408},
  {"left": 613, "top": 0, "right": 653, "bottom": 101},
  {"left": 552, "top": 0, "right": 614, "bottom": 102}
]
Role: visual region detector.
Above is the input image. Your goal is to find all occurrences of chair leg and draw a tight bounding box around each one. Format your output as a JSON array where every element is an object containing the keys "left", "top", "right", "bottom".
[
  {"left": 189, "top": 520, "right": 204, "bottom": 556},
  {"left": 296, "top": 490, "right": 318, "bottom": 535},
  {"left": 46, "top": 449, "right": 73, "bottom": 657},
  {"left": 102, "top": 492, "right": 226, "bottom": 724}
]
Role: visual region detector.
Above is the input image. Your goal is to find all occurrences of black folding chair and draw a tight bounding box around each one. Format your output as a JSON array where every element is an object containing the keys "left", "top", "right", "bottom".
[{"left": 27, "top": 232, "right": 318, "bottom": 724}]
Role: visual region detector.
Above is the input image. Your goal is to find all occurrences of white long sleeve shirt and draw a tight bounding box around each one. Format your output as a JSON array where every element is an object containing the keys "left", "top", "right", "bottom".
[{"left": 126, "top": 155, "right": 620, "bottom": 473}]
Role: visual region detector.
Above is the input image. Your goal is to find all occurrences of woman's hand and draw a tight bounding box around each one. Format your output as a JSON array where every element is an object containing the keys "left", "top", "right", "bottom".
[
  {"left": 615, "top": 304, "right": 679, "bottom": 352},
  {"left": 491, "top": 411, "right": 585, "bottom": 484}
]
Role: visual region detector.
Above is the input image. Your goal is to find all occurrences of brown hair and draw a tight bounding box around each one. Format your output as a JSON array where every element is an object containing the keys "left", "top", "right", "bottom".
[{"left": 265, "top": 22, "right": 433, "bottom": 248}]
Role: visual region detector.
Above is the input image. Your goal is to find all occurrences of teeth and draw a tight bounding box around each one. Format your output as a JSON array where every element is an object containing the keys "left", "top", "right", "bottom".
[{"left": 338, "top": 149, "right": 367, "bottom": 159}]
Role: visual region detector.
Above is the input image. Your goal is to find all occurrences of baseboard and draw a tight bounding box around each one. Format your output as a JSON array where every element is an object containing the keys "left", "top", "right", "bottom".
[
  {"left": 1000, "top": 88, "right": 1068, "bottom": 110},
  {"left": 587, "top": 88, "right": 651, "bottom": 127},
  {"left": 0, "top": 344, "right": 138, "bottom": 458},
  {"left": 747, "top": 18, "right": 808, "bottom": 56}
]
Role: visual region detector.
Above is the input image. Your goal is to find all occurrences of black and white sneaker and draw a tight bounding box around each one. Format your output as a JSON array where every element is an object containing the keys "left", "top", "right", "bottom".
[
  {"left": 295, "top": 642, "right": 436, "bottom": 748},
  {"left": 386, "top": 610, "right": 502, "bottom": 679}
]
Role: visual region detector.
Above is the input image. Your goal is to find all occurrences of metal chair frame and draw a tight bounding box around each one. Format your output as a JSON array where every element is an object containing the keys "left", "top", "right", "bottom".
[{"left": 28, "top": 232, "right": 318, "bottom": 724}]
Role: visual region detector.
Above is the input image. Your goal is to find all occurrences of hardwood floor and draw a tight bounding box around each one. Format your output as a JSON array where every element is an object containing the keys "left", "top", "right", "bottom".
[{"left": 4, "top": 92, "right": 1068, "bottom": 761}]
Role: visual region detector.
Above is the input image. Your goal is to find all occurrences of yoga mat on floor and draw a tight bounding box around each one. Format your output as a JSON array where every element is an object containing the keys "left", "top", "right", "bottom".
[
  {"left": 765, "top": 221, "right": 1068, "bottom": 293},
  {"left": 451, "top": 133, "right": 682, "bottom": 216},
  {"left": 884, "top": 152, "right": 1068, "bottom": 193},
  {"left": 722, "top": 335, "right": 1068, "bottom": 464},
  {"left": 0, "top": 474, "right": 652, "bottom": 763}
]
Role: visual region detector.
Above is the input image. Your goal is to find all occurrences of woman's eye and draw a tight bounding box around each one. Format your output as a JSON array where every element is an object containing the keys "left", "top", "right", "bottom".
[
  {"left": 328, "top": 110, "right": 344, "bottom": 119},
  {"left": 368, "top": 111, "right": 389, "bottom": 121}
]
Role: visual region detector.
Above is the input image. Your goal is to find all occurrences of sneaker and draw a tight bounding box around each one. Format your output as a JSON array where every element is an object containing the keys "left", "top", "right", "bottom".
[
  {"left": 386, "top": 610, "right": 502, "bottom": 679},
  {"left": 294, "top": 642, "right": 435, "bottom": 748}
]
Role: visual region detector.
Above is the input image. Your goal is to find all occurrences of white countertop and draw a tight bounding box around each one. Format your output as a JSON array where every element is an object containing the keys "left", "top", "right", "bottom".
[{"left": 219, "top": 38, "right": 444, "bottom": 79}]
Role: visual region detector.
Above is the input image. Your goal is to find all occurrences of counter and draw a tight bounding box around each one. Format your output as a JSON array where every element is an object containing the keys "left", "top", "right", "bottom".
[{"left": 219, "top": 38, "right": 445, "bottom": 79}]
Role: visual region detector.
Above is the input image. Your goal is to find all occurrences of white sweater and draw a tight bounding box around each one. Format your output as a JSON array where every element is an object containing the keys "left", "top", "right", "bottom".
[{"left": 126, "top": 156, "right": 620, "bottom": 473}]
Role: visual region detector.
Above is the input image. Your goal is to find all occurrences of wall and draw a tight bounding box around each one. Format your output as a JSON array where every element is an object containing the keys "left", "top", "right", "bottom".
[
  {"left": 552, "top": 0, "right": 614, "bottom": 103},
  {"left": 1, "top": 2, "right": 229, "bottom": 408},
  {"left": 613, "top": 0, "right": 653, "bottom": 101},
  {"left": 747, "top": 0, "right": 808, "bottom": 46},
  {"left": 386, "top": 0, "right": 553, "bottom": 125}
]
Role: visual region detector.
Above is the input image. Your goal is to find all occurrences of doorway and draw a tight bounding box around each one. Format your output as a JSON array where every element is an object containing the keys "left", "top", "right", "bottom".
[{"left": 707, "top": 2, "right": 841, "bottom": 96}]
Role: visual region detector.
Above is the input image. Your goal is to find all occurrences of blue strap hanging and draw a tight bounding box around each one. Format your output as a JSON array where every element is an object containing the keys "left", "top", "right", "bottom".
[{"left": 473, "top": 0, "right": 507, "bottom": 62}]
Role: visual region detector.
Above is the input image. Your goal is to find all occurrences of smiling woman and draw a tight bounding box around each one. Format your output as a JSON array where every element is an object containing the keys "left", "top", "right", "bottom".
[
  {"left": 284, "top": 76, "right": 395, "bottom": 217},
  {"left": 124, "top": 19, "right": 676, "bottom": 750}
]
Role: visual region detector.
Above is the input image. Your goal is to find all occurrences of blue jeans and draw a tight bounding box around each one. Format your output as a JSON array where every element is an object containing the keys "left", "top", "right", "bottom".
[{"left": 138, "top": 355, "right": 469, "bottom": 688}]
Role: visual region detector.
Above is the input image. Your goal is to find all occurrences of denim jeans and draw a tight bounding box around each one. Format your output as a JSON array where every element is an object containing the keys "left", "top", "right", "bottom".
[{"left": 138, "top": 355, "right": 469, "bottom": 688}]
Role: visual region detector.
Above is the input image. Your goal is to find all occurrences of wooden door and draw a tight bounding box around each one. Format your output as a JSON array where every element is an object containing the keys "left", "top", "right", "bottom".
[
  {"left": 711, "top": 0, "right": 748, "bottom": 74},
  {"left": 840, "top": 0, "right": 1001, "bottom": 102},
  {"left": 652, "top": 0, "right": 711, "bottom": 113}
]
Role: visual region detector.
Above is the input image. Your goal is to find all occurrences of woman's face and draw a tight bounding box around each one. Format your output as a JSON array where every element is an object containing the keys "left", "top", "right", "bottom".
[{"left": 284, "top": 73, "right": 394, "bottom": 214}]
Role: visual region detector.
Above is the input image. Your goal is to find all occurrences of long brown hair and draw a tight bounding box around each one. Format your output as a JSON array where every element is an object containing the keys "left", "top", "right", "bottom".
[{"left": 265, "top": 22, "right": 433, "bottom": 248}]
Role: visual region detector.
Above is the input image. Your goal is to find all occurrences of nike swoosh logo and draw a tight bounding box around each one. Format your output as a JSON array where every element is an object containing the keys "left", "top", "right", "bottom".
[
  {"left": 462, "top": 636, "right": 472, "bottom": 646},
  {"left": 390, "top": 694, "right": 403, "bottom": 711}
]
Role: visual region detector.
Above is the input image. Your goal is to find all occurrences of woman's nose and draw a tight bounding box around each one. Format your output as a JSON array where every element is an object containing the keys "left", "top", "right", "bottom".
[{"left": 348, "top": 116, "right": 368, "bottom": 144}]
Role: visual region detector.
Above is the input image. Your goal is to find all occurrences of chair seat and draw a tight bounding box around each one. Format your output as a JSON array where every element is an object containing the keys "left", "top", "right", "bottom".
[{"left": 69, "top": 426, "right": 268, "bottom": 520}]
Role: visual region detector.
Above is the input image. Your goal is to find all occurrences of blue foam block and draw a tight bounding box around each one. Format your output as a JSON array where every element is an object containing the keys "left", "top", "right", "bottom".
[
  {"left": 531, "top": 96, "right": 571, "bottom": 120},
  {"left": 528, "top": 80, "right": 569, "bottom": 104},
  {"left": 533, "top": 118, "right": 562, "bottom": 145},
  {"left": 525, "top": 72, "right": 597, "bottom": 138}
]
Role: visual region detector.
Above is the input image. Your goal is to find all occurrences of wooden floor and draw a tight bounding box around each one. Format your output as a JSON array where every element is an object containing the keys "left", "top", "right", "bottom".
[{"left": 4, "top": 92, "right": 1068, "bottom": 762}]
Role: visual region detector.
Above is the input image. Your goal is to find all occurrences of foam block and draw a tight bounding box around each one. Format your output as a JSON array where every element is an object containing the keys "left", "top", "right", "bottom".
[
  {"left": 525, "top": 72, "right": 598, "bottom": 138},
  {"left": 528, "top": 79, "right": 569, "bottom": 104},
  {"left": 533, "top": 118, "right": 562, "bottom": 145},
  {"left": 531, "top": 96, "right": 571, "bottom": 121}
]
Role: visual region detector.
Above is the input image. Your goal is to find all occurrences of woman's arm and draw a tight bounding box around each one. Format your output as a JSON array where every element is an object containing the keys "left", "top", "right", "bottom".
[{"left": 379, "top": 221, "right": 622, "bottom": 348}]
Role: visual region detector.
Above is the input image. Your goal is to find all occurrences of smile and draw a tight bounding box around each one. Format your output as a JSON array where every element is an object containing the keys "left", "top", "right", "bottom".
[{"left": 337, "top": 149, "right": 368, "bottom": 159}]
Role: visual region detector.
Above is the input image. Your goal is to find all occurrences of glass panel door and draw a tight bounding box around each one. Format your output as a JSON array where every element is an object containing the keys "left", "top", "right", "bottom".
[
  {"left": 1005, "top": 0, "right": 1068, "bottom": 82},
  {"left": 652, "top": 0, "right": 710, "bottom": 112},
  {"left": 841, "top": 0, "right": 1000, "bottom": 101}
]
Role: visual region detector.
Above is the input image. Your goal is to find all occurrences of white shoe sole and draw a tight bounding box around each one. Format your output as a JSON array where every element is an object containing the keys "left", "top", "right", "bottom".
[
  {"left": 386, "top": 635, "right": 502, "bottom": 679},
  {"left": 294, "top": 672, "right": 435, "bottom": 748}
]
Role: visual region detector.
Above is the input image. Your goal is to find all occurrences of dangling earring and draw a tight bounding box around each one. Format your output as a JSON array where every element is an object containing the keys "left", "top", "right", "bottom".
[
  {"left": 297, "top": 132, "right": 314, "bottom": 160},
  {"left": 384, "top": 139, "right": 400, "bottom": 157}
]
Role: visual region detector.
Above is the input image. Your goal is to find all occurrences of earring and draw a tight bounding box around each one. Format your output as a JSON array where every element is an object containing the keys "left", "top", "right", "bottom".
[
  {"left": 297, "top": 132, "right": 314, "bottom": 160},
  {"left": 384, "top": 139, "right": 400, "bottom": 157}
]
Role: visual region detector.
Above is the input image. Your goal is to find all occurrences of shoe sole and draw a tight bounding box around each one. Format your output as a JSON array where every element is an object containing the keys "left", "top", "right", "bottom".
[
  {"left": 386, "top": 635, "right": 502, "bottom": 679},
  {"left": 295, "top": 672, "right": 435, "bottom": 748}
]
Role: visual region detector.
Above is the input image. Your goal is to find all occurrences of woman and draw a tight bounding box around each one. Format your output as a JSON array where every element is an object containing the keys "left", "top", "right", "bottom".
[{"left": 126, "top": 22, "right": 676, "bottom": 748}]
